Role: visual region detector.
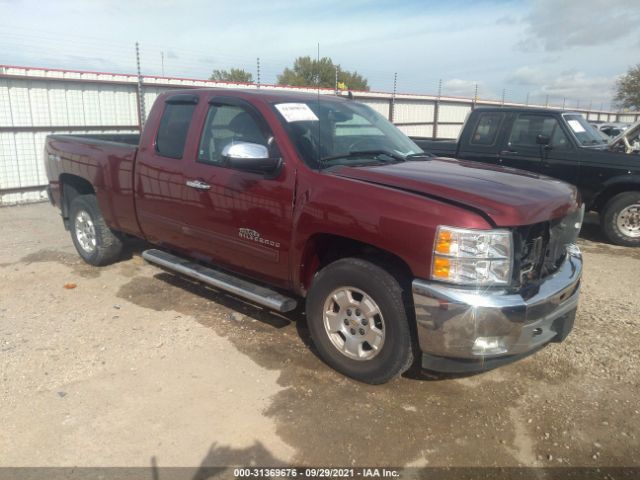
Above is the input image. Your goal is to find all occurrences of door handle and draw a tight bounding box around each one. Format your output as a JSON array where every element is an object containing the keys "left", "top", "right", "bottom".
[
  {"left": 500, "top": 149, "right": 517, "bottom": 155},
  {"left": 186, "top": 179, "right": 211, "bottom": 190}
]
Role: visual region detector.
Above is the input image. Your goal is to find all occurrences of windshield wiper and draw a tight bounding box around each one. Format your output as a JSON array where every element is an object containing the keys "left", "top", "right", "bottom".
[{"left": 320, "top": 149, "right": 406, "bottom": 165}]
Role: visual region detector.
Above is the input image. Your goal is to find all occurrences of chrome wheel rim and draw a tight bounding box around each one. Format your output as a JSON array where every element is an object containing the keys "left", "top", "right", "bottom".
[
  {"left": 617, "top": 204, "right": 640, "bottom": 238},
  {"left": 75, "top": 210, "right": 97, "bottom": 253},
  {"left": 323, "top": 287, "right": 385, "bottom": 361}
]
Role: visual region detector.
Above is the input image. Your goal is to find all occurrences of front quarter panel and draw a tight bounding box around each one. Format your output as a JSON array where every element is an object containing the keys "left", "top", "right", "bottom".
[{"left": 291, "top": 169, "right": 492, "bottom": 294}]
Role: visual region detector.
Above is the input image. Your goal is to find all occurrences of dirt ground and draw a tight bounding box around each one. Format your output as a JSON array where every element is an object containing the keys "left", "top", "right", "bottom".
[{"left": 1, "top": 203, "right": 639, "bottom": 471}]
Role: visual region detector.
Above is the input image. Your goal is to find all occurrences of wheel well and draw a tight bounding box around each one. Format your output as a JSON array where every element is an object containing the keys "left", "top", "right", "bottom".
[
  {"left": 299, "top": 234, "right": 413, "bottom": 294},
  {"left": 593, "top": 184, "right": 640, "bottom": 212},
  {"left": 59, "top": 174, "right": 95, "bottom": 225}
]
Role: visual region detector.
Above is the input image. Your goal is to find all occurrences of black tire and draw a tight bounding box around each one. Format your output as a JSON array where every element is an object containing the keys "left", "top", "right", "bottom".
[
  {"left": 601, "top": 192, "right": 640, "bottom": 247},
  {"left": 306, "top": 257, "right": 414, "bottom": 384},
  {"left": 69, "top": 194, "right": 123, "bottom": 266}
]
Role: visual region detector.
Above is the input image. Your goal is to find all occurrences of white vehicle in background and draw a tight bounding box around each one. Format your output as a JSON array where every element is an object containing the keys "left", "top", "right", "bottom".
[
  {"left": 609, "top": 120, "right": 640, "bottom": 154},
  {"left": 597, "top": 122, "right": 631, "bottom": 139}
]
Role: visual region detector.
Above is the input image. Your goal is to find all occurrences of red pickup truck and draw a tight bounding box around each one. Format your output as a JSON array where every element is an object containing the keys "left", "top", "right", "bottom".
[{"left": 45, "top": 89, "right": 583, "bottom": 384}]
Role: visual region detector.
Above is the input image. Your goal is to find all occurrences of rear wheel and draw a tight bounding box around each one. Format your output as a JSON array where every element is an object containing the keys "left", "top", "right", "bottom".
[
  {"left": 306, "top": 258, "right": 414, "bottom": 384},
  {"left": 601, "top": 192, "right": 640, "bottom": 247},
  {"left": 69, "top": 195, "right": 123, "bottom": 265}
]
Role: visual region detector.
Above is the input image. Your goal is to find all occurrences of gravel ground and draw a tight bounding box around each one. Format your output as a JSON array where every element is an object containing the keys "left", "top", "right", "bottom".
[{"left": 0, "top": 203, "right": 638, "bottom": 471}]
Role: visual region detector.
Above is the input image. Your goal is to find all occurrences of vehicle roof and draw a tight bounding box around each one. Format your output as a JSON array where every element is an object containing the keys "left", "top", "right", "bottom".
[
  {"left": 164, "top": 87, "right": 349, "bottom": 104},
  {"left": 473, "top": 106, "right": 580, "bottom": 115}
]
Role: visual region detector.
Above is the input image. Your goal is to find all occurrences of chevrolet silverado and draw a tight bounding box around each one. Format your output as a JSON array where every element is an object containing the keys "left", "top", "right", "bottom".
[{"left": 45, "top": 90, "right": 583, "bottom": 384}]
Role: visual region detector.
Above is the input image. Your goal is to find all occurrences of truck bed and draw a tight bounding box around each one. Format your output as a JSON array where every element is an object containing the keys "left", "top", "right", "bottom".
[{"left": 45, "top": 133, "right": 141, "bottom": 237}]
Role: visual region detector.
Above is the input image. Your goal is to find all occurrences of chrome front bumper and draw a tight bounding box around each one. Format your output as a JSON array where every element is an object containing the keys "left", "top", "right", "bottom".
[{"left": 412, "top": 245, "right": 582, "bottom": 372}]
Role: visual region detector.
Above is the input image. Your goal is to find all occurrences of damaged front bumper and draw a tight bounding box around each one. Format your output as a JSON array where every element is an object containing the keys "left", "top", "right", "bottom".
[{"left": 412, "top": 245, "right": 582, "bottom": 373}]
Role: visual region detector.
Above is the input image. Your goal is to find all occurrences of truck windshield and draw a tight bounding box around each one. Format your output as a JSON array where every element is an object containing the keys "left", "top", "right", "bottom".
[
  {"left": 273, "top": 99, "right": 424, "bottom": 169},
  {"left": 563, "top": 114, "right": 608, "bottom": 146}
]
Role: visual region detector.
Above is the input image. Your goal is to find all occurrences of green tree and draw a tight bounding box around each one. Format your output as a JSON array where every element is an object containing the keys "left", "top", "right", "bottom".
[
  {"left": 209, "top": 68, "right": 254, "bottom": 83},
  {"left": 615, "top": 64, "right": 640, "bottom": 110},
  {"left": 277, "top": 56, "right": 369, "bottom": 91}
]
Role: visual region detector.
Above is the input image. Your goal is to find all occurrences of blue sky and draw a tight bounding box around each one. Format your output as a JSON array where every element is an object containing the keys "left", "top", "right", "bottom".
[{"left": 1, "top": 0, "right": 638, "bottom": 108}]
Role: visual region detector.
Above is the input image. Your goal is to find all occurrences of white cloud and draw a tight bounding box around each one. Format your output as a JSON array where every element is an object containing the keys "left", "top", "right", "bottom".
[
  {"left": 519, "top": 0, "right": 640, "bottom": 51},
  {"left": 441, "top": 79, "right": 494, "bottom": 99},
  {"left": 507, "top": 66, "right": 618, "bottom": 105},
  {"left": 538, "top": 71, "right": 617, "bottom": 101},
  {"left": 506, "top": 66, "right": 548, "bottom": 86}
]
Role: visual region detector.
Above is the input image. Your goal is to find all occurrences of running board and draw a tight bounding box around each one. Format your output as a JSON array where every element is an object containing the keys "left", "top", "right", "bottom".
[{"left": 142, "top": 249, "right": 297, "bottom": 313}]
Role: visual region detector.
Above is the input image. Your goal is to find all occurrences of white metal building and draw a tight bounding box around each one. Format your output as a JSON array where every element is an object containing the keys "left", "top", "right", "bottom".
[{"left": 1, "top": 65, "right": 637, "bottom": 205}]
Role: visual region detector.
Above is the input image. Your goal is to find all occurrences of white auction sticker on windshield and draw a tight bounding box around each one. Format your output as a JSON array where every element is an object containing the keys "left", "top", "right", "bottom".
[
  {"left": 275, "top": 103, "right": 319, "bottom": 122},
  {"left": 567, "top": 119, "right": 586, "bottom": 133}
]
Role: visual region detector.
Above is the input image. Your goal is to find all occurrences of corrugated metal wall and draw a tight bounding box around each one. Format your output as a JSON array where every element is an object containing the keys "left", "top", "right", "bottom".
[
  {"left": 1, "top": 65, "right": 638, "bottom": 205},
  {"left": 0, "top": 77, "right": 143, "bottom": 204}
]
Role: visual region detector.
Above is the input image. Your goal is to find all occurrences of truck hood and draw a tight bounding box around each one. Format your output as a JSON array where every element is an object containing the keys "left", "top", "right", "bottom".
[
  {"left": 608, "top": 120, "right": 640, "bottom": 155},
  {"left": 330, "top": 158, "right": 579, "bottom": 227}
]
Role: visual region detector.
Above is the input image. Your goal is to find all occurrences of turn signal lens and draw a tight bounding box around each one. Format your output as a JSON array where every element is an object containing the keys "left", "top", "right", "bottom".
[
  {"left": 435, "top": 229, "right": 452, "bottom": 254},
  {"left": 433, "top": 257, "right": 450, "bottom": 278}
]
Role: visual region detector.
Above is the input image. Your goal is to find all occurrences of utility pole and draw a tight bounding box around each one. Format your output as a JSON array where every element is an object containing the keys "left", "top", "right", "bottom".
[
  {"left": 545, "top": 94, "right": 549, "bottom": 107},
  {"left": 525, "top": 92, "right": 530, "bottom": 106},
  {"left": 472, "top": 83, "right": 478, "bottom": 110},
  {"left": 135, "top": 42, "right": 145, "bottom": 128},
  {"left": 501, "top": 89, "right": 506, "bottom": 106},
  {"left": 562, "top": 97, "right": 566, "bottom": 109},
  {"left": 433, "top": 79, "right": 442, "bottom": 140},
  {"left": 335, "top": 65, "right": 339, "bottom": 94},
  {"left": 390, "top": 72, "right": 397, "bottom": 122},
  {"left": 256, "top": 57, "right": 261, "bottom": 88},
  {"left": 160, "top": 51, "right": 164, "bottom": 77}
]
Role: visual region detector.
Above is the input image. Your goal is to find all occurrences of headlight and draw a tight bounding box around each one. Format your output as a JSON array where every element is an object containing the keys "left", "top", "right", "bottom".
[{"left": 431, "top": 226, "right": 513, "bottom": 286}]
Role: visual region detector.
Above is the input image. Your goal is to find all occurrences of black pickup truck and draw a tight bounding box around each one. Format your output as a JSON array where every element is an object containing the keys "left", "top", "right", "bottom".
[{"left": 412, "top": 107, "right": 640, "bottom": 246}]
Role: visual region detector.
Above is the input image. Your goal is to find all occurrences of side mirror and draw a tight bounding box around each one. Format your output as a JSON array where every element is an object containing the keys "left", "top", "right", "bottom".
[
  {"left": 536, "top": 134, "right": 551, "bottom": 146},
  {"left": 221, "top": 142, "right": 281, "bottom": 174}
]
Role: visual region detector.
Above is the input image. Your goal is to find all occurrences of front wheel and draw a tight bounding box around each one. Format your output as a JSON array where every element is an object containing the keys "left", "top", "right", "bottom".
[
  {"left": 306, "top": 258, "right": 414, "bottom": 384},
  {"left": 69, "top": 194, "right": 123, "bottom": 265},
  {"left": 601, "top": 192, "right": 640, "bottom": 247}
]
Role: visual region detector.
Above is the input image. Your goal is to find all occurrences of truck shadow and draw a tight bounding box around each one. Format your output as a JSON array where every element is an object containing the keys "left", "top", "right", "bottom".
[
  {"left": 578, "top": 212, "right": 608, "bottom": 243},
  {"left": 154, "top": 271, "right": 298, "bottom": 330},
  {"left": 116, "top": 237, "right": 477, "bottom": 382},
  {"left": 149, "top": 270, "right": 471, "bottom": 382},
  {"left": 120, "top": 237, "right": 153, "bottom": 261},
  {"left": 146, "top": 442, "right": 286, "bottom": 479},
  {"left": 116, "top": 257, "right": 583, "bottom": 467}
]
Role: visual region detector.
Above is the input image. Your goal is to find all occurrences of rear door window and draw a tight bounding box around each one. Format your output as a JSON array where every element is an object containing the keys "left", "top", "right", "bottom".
[{"left": 156, "top": 103, "right": 197, "bottom": 159}]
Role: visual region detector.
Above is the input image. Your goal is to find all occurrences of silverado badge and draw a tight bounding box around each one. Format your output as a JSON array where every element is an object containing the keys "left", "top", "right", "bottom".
[{"left": 238, "top": 228, "right": 280, "bottom": 248}]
